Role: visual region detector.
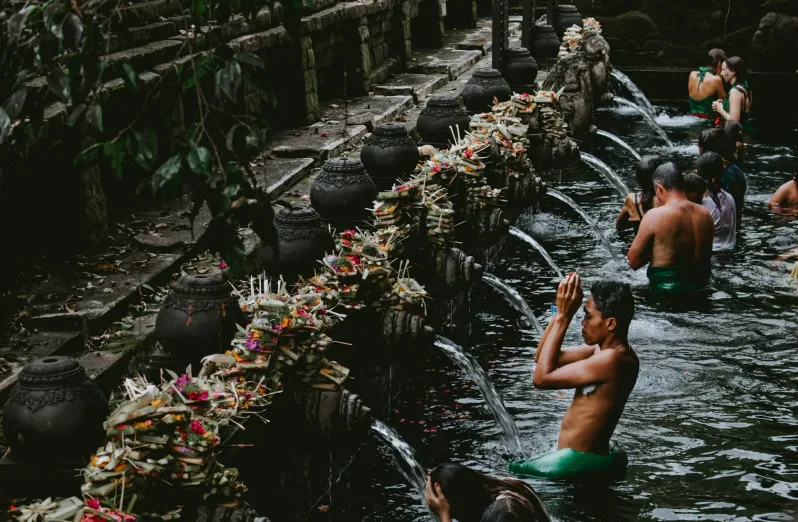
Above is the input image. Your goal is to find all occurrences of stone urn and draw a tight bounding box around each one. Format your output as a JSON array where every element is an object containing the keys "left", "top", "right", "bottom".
[
  {"left": 260, "top": 206, "right": 334, "bottom": 279},
  {"left": 3, "top": 356, "right": 108, "bottom": 463},
  {"left": 462, "top": 69, "right": 513, "bottom": 114},
  {"left": 417, "top": 95, "right": 470, "bottom": 148},
  {"left": 310, "top": 157, "right": 377, "bottom": 230},
  {"left": 531, "top": 23, "right": 560, "bottom": 60},
  {"left": 555, "top": 4, "right": 583, "bottom": 37},
  {"left": 155, "top": 272, "right": 245, "bottom": 363},
  {"left": 360, "top": 124, "right": 420, "bottom": 191},
  {"left": 502, "top": 48, "right": 539, "bottom": 93}
]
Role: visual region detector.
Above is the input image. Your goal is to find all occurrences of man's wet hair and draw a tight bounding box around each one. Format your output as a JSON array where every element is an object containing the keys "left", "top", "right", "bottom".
[
  {"left": 652, "top": 162, "right": 685, "bottom": 191},
  {"left": 590, "top": 281, "right": 635, "bottom": 335},
  {"left": 708, "top": 48, "right": 727, "bottom": 68}
]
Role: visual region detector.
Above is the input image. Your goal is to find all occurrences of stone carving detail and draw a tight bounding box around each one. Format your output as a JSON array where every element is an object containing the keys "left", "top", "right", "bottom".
[
  {"left": 542, "top": 34, "right": 612, "bottom": 137},
  {"left": 259, "top": 206, "right": 335, "bottom": 280},
  {"left": 753, "top": 12, "right": 798, "bottom": 72},
  {"left": 434, "top": 247, "right": 484, "bottom": 288},
  {"left": 382, "top": 309, "right": 435, "bottom": 351}
]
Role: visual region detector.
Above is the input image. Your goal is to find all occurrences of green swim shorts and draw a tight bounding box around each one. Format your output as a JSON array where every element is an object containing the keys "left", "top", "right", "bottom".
[
  {"left": 508, "top": 446, "right": 628, "bottom": 480},
  {"left": 647, "top": 265, "right": 711, "bottom": 294}
]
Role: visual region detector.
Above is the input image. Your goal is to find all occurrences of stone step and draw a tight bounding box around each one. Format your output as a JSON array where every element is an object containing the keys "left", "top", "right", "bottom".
[
  {"left": 373, "top": 73, "right": 449, "bottom": 102},
  {"left": 318, "top": 95, "right": 414, "bottom": 130},
  {"left": 267, "top": 123, "right": 367, "bottom": 164},
  {"left": 252, "top": 157, "right": 316, "bottom": 199},
  {"left": 409, "top": 48, "right": 483, "bottom": 80}
]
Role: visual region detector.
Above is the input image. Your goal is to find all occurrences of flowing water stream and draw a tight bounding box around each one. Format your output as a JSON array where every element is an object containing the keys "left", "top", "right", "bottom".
[
  {"left": 482, "top": 273, "right": 544, "bottom": 334},
  {"left": 613, "top": 97, "right": 674, "bottom": 148},
  {"left": 342, "top": 104, "right": 798, "bottom": 522},
  {"left": 610, "top": 69, "right": 658, "bottom": 119},
  {"left": 595, "top": 129, "right": 642, "bottom": 160},
  {"left": 546, "top": 189, "right": 622, "bottom": 264},
  {"left": 581, "top": 152, "right": 631, "bottom": 197},
  {"left": 509, "top": 226, "right": 565, "bottom": 278},
  {"left": 434, "top": 336, "right": 526, "bottom": 457}
]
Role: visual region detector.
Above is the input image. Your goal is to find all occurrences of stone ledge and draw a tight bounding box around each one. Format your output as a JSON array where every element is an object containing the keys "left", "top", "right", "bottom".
[
  {"left": 410, "top": 48, "right": 483, "bottom": 79},
  {"left": 267, "top": 123, "right": 368, "bottom": 163},
  {"left": 319, "top": 95, "right": 414, "bottom": 130},
  {"left": 374, "top": 73, "right": 448, "bottom": 102},
  {"left": 252, "top": 157, "right": 317, "bottom": 199}
]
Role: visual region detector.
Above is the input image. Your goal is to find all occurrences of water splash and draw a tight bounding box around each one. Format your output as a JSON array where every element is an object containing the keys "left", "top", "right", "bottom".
[
  {"left": 434, "top": 336, "right": 526, "bottom": 456},
  {"left": 610, "top": 69, "right": 657, "bottom": 119},
  {"left": 371, "top": 419, "right": 427, "bottom": 494},
  {"left": 595, "top": 129, "right": 642, "bottom": 160},
  {"left": 546, "top": 189, "right": 622, "bottom": 265},
  {"left": 613, "top": 97, "right": 674, "bottom": 148},
  {"left": 581, "top": 152, "right": 631, "bottom": 198},
  {"left": 482, "top": 273, "right": 544, "bottom": 335},
  {"left": 509, "top": 227, "right": 565, "bottom": 278}
]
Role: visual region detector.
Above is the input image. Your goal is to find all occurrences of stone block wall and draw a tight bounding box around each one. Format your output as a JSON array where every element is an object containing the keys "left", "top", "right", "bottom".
[{"left": 1, "top": 0, "right": 444, "bottom": 282}]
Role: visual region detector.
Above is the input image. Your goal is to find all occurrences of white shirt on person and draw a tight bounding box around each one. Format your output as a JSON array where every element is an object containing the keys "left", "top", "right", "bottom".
[{"left": 701, "top": 189, "right": 737, "bottom": 253}]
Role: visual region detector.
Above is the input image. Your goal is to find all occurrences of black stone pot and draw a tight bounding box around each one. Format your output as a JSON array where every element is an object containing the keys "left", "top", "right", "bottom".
[
  {"left": 555, "top": 4, "right": 583, "bottom": 37},
  {"left": 155, "top": 272, "right": 245, "bottom": 365},
  {"left": 502, "top": 48, "right": 539, "bottom": 93},
  {"left": 360, "top": 124, "right": 420, "bottom": 191},
  {"left": 462, "top": 69, "right": 513, "bottom": 114},
  {"left": 310, "top": 157, "right": 377, "bottom": 230},
  {"left": 530, "top": 23, "right": 560, "bottom": 60},
  {"left": 417, "top": 95, "right": 470, "bottom": 148},
  {"left": 260, "top": 206, "right": 335, "bottom": 280},
  {"left": 3, "top": 356, "right": 108, "bottom": 463}
]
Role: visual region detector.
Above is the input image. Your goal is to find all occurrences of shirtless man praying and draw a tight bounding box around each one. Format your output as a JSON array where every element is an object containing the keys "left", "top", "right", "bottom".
[{"left": 509, "top": 274, "right": 638, "bottom": 479}]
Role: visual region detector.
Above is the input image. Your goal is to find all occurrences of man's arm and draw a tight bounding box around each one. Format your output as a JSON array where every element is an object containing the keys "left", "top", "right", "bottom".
[
  {"left": 533, "top": 349, "right": 618, "bottom": 389},
  {"left": 534, "top": 317, "right": 594, "bottom": 366},
  {"left": 627, "top": 212, "right": 655, "bottom": 270}
]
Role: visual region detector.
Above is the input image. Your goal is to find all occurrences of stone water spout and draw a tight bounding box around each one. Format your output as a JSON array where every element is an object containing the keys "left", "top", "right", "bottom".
[{"left": 303, "top": 387, "right": 373, "bottom": 439}]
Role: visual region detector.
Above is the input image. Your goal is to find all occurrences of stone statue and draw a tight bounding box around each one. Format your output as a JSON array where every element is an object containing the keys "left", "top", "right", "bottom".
[{"left": 541, "top": 34, "right": 613, "bottom": 137}]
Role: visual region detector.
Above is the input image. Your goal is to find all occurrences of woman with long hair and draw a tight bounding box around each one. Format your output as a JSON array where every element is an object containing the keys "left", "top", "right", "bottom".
[
  {"left": 712, "top": 56, "right": 753, "bottom": 131},
  {"left": 698, "top": 127, "right": 746, "bottom": 225},
  {"left": 696, "top": 151, "right": 737, "bottom": 253},
  {"left": 616, "top": 155, "right": 661, "bottom": 232},
  {"left": 425, "top": 463, "right": 551, "bottom": 522}
]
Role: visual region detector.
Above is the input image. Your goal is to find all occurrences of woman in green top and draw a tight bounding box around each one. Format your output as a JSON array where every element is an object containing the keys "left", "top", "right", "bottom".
[
  {"left": 688, "top": 48, "right": 727, "bottom": 119},
  {"left": 713, "top": 56, "right": 753, "bottom": 131}
]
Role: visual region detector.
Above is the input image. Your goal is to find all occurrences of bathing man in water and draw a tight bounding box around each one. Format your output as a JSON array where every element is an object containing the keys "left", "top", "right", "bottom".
[
  {"left": 628, "top": 163, "right": 715, "bottom": 294},
  {"left": 532, "top": 274, "right": 638, "bottom": 457}
]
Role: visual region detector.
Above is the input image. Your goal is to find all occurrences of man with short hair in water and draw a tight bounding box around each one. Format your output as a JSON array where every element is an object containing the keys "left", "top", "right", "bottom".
[
  {"left": 769, "top": 174, "right": 798, "bottom": 213},
  {"left": 627, "top": 163, "right": 715, "bottom": 294},
  {"left": 509, "top": 274, "right": 638, "bottom": 479},
  {"left": 688, "top": 48, "right": 727, "bottom": 119}
]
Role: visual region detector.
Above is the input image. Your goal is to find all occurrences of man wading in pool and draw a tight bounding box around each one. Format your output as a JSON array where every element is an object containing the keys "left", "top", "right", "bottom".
[
  {"left": 628, "top": 162, "right": 715, "bottom": 294},
  {"left": 509, "top": 274, "right": 639, "bottom": 479}
]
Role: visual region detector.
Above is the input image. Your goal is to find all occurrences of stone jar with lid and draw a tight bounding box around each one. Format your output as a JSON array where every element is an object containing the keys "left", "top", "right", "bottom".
[
  {"left": 462, "top": 69, "right": 513, "bottom": 114},
  {"left": 502, "top": 48, "right": 539, "bottom": 93},
  {"left": 530, "top": 23, "right": 560, "bottom": 60},
  {"left": 310, "top": 157, "right": 377, "bottom": 230},
  {"left": 417, "top": 95, "right": 470, "bottom": 148},
  {"left": 360, "top": 123, "right": 420, "bottom": 191},
  {"left": 155, "top": 272, "right": 245, "bottom": 363},
  {"left": 259, "top": 206, "right": 334, "bottom": 280},
  {"left": 556, "top": 4, "right": 583, "bottom": 37},
  {"left": 3, "top": 356, "right": 108, "bottom": 463}
]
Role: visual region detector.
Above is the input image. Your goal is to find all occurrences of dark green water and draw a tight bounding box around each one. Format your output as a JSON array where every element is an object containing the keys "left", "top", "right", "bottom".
[{"left": 345, "top": 107, "right": 798, "bottom": 521}]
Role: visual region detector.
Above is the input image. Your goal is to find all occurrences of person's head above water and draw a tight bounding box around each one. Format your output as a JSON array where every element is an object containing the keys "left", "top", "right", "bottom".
[
  {"left": 684, "top": 172, "right": 706, "bottom": 204},
  {"left": 723, "top": 120, "right": 743, "bottom": 145},
  {"left": 722, "top": 56, "right": 747, "bottom": 85},
  {"left": 582, "top": 281, "right": 635, "bottom": 344},
  {"left": 698, "top": 127, "right": 732, "bottom": 160},
  {"left": 652, "top": 162, "right": 685, "bottom": 203},
  {"left": 707, "top": 48, "right": 727, "bottom": 74},
  {"left": 636, "top": 155, "right": 661, "bottom": 211},
  {"left": 428, "top": 463, "right": 549, "bottom": 522}
]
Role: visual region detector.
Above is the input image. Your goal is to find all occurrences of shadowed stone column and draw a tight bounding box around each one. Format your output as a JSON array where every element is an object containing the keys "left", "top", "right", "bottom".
[
  {"left": 300, "top": 35, "right": 320, "bottom": 123},
  {"left": 492, "top": 0, "right": 510, "bottom": 70}
]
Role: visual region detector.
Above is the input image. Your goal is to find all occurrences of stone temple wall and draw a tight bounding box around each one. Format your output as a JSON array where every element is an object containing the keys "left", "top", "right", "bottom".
[
  {"left": 569, "top": 0, "right": 798, "bottom": 72},
  {"left": 0, "top": 0, "right": 476, "bottom": 285}
]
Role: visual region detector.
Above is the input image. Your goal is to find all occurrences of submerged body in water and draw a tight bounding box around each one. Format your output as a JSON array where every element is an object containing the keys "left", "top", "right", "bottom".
[
  {"left": 628, "top": 163, "right": 714, "bottom": 294},
  {"left": 511, "top": 275, "right": 638, "bottom": 480},
  {"left": 769, "top": 176, "right": 798, "bottom": 213}
]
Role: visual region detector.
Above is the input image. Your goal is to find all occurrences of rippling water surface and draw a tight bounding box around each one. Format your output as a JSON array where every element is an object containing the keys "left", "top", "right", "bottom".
[{"left": 342, "top": 105, "right": 798, "bottom": 521}]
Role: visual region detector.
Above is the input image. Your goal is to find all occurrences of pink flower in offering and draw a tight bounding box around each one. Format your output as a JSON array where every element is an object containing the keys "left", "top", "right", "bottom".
[
  {"left": 219, "top": 260, "right": 228, "bottom": 269},
  {"left": 190, "top": 420, "right": 206, "bottom": 435},
  {"left": 87, "top": 499, "right": 100, "bottom": 510},
  {"left": 301, "top": 195, "right": 310, "bottom": 201}
]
